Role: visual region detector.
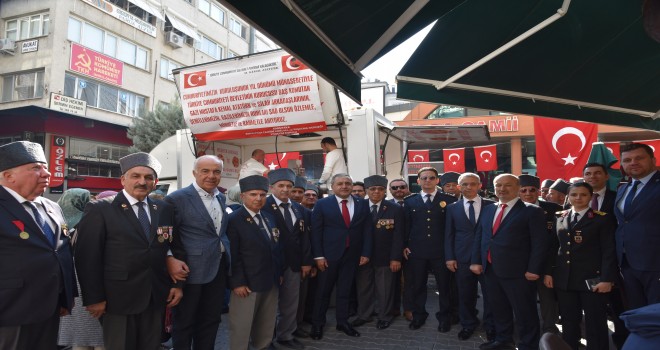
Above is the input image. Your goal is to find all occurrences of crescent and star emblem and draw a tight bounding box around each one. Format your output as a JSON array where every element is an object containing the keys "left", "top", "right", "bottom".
[
  {"left": 551, "top": 127, "right": 586, "bottom": 166},
  {"left": 285, "top": 56, "right": 301, "bottom": 71},
  {"left": 187, "top": 73, "right": 203, "bottom": 87},
  {"left": 479, "top": 150, "right": 492, "bottom": 163},
  {"left": 448, "top": 153, "right": 460, "bottom": 165},
  {"left": 412, "top": 155, "right": 425, "bottom": 162}
]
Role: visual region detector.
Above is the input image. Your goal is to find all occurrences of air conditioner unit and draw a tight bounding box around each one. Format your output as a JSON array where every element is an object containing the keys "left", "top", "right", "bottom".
[
  {"left": 0, "top": 38, "right": 16, "bottom": 55},
  {"left": 165, "top": 32, "right": 182, "bottom": 49}
]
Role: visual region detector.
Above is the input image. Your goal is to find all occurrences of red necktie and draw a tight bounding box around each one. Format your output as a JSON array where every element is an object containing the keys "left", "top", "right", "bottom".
[
  {"left": 487, "top": 203, "right": 507, "bottom": 263},
  {"left": 341, "top": 199, "right": 350, "bottom": 247}
]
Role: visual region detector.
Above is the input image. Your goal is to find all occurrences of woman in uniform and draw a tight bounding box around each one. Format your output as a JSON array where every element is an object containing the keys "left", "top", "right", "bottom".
[{"left": 543, "top": 182, "right": 617, "bottom": 350}]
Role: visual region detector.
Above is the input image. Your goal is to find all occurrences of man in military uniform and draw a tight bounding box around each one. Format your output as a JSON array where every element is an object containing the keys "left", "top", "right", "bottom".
[
  {"left": 440, "top": 172, "right": 461, "bottom": 197},
  {"left": 404, "top": 167, "right": 457, "bottom": 331},
  {"left": 291, "top": 176, "right": 308, "bottom": 204},
  {"left": 519, "top": 174, "right": 561, "bottom": 334}
]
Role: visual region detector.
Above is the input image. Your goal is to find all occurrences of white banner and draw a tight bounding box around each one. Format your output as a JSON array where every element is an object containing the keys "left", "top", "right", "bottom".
[{"left": 178, "top": 51, "right": 327, "bottom": 141}]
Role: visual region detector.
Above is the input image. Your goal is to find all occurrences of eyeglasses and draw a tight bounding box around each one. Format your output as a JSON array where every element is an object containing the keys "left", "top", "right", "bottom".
[
  {"left": 390, "top": 185, "right": 407, "bottom": 190},
  {"left": 419, "top": 176, "right": 437, "bottom": 181},
  {"left": 520, "top": 188, "right": 538, "bottom": 193}
]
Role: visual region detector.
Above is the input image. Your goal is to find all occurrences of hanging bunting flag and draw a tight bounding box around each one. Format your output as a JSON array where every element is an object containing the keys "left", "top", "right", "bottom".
[
  {"left": 473, "top": 145, "right": 498, "bottom": 171},
  {"left": 443, "top": 148, "right": 465, "bottom": 173}
]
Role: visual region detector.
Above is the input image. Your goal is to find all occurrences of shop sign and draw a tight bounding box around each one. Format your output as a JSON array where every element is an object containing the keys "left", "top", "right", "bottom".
[
  {"left": 49, "top": 136, "right": 66, "bottom": 190},
  {"left": 81, "top": 0, "right": 157, "bottom": 37},
  {"left": 433, "top": 115, "right": 520, "bottom": 133},
  {"left": 69, "top": 155, "right": 120, "bottom": 164},
  {"left": 407, "top": 161, "right": 444, "bottom": 174},
  {"left": 21, "top": 40, "right": 38, "bottom": 53},
  {"left": 50, "top": 93, "right": 87, "bottom": 116},
  {"left": 70, "top": 43, "right": 123, "bottom": 85}
]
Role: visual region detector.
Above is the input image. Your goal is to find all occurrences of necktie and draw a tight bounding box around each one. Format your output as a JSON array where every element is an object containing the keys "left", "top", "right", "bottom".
[
  {"left": 255, "top": 213, "right": 271, "bottom": 240},
  {"left": 468, "top": 200, "right": 476, "bottom": 226},
  {"left": 425, "top": 194, "right": 433, "bottom": 209},
  {"left": 280, "top": 202, "right": 294, "bottom": 232},
  {"left": 488, "top": 203, "right": 507, "bottom": 263},
  {"left": 624, "top": 180, "right": 640, "bottom": 213},
  {"left": 371, "top": 204, "right": 378, "bottom": 223},
  {"left": 341, "top": 199, "right": 350, "bottom": 248},
  {"left": 590, "top": 193, "right": 600, "bottom": 211},
  {"left": 26, "top": 202, "right": 56, "bottom": 247},
  {"left": 136, "top": 201, "right": 151, "bottom": 240},
  {"left": 397, "top": 200, "right": 404, "bottom": 207},
  {"left": 570, "top": 213, "right": 580, "bottom": 230}
]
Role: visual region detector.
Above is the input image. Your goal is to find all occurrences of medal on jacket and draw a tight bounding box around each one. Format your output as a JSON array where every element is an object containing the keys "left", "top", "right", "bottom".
[
  {"left": 12, "top": 220, "right": 29, "bottom": 239},
  {"left": 574, "top": 230, "right": 583, "bottom": 244}
]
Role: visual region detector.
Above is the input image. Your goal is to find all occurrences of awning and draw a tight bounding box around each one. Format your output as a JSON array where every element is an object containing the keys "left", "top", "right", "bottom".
[
  {"left": 128, "top": 0, "right": 164, "bottom": 21},
  {"left": 165, "top": 11, "right": 201, "bottom": 41},
  {"left": 218, "top": 0, "right": 465, "bottom": 103},
  {"left": 396, "top": 0, "right": 660, "bottom": 131}
]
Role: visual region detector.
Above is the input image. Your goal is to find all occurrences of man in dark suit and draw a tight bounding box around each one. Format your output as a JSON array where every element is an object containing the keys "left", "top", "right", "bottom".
[
  {"left": 353, "top": 175, "right": 404, "bottom": 330},
  {"left": 76, "top": 152, "right": 183, "bottom": 350},
  {"left": 470, "top": 174, "right": 547, "bottom": 350},
  {"left": 0, "top": 141, "right": 76, "bottom": 350},
  {"left": 227, "top": 175, "right": 283, "bottom": 350},
  {"left": 387, "top": 178, "right": 410, "bottom": 319},
  {"left": 445, "top": 172, "right": 495, "bottom": 341},
  {"left": 614, "top": 143, "right": 660, "bottom": 309},
  {"left": 518, "top": 174, "right": 561, "bottom": 334},
  {"left": 165, "top": 155, "right": 230, "bottom": 349},
  {"left": 263, "top": 168, "right": 312, "bottom": 349},
  {"left": 404, "top": 167, "right": 457, "bottom": 332},
  {"left": 310, "top": 173, "right": 373, "bottom": 340}
]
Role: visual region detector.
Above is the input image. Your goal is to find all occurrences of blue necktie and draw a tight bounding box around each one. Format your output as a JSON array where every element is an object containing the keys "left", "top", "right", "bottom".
[
  {"left": 425, "top": 194, "right": 433, "bottom": 209},
  {"left": 255, "top": 213, "right": 271, "bottom": 241},
  {"left": 280, "top": 202, "right": 294, "bottom": 232},
  {"left": 136, "top": 202, "right": 151, "bottom": 239},
  {"left": 624, "top": 180, "right": 640, "bottom": 214},
  {"left": 371, "top": 204, "right": 378, "bottom": 223},
  {"left": 26, "top": 202, "right": 56, "bottom": 247},
  {"left": 468, "top": 200, "right": 476, "bottom": 226}
]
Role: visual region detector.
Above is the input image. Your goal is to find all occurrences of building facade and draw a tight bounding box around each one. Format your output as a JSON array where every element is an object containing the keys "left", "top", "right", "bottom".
[{"left": 0, "top": 0, "right": 275, "bottom": 197}]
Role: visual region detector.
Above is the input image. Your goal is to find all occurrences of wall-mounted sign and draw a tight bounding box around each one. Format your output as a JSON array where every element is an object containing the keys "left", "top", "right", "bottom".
[
  {"left": 50, "top": 93, "right": 87, "bottom": 116},
  {"left": 21, "top": 39, "right": 38, "bottom": 53},
  {"left": 49, "top": 135, "right": 66, "bottom": 193},
  {"left": 81, "top": 0, "right": 157, "bottom": 37},
  {"left": 70, "top": 43, "right": 123, "bottom": 85}
]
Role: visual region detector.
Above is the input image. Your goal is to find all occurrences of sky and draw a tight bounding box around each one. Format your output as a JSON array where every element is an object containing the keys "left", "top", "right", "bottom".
[{"left": 359, "top": 22, "right": 434, "bottom": 86}]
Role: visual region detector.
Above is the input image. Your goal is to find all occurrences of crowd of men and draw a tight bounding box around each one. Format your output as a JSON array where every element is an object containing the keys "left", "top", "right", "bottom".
[{"left": 1, "top": 139, "right": 658, "bottom": 350}]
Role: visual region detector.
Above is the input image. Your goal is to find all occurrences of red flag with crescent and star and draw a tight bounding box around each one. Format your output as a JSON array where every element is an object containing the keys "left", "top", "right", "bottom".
[
  {"left": 473, "top": 145, "right": 498, "bottom": 171},
  {"left": 534, "top": 117, "right": 598, "bottom": 180},
  {"left": 603, "top": 142, "right": 620, "bottom": 169},
  {"left": 183, "top": 71, "right": 207, "bottom": 89},
  {"left": 638, "top": 139, "right": 660, "bottom": 165},
  {"left": 443, "top": 148, "right": 465, "bottom": 172},
  {"left": 408, "top": 150, "right": 429, "bottom": 163},
  {"left": 264, "top": 152, "right": 301, "bottom": 170}
]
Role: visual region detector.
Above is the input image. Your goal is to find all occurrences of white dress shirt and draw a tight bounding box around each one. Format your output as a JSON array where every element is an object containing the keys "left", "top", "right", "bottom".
[{"left": 319, "top": 149, "right": 348, "bottom": 184}]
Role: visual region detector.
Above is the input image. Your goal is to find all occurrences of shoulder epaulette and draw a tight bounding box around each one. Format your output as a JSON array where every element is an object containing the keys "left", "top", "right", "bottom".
[
  {"left": 593, "top": 210, "right": 606, "bottom": 216},
  {"left": 404, "top": 193, "right": 418, "bottom": 200},
  {"left": 556, "top": 210, "right": 569, "bottom": 217}
]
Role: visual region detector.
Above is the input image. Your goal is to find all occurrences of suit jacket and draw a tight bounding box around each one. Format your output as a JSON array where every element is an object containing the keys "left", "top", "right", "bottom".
[
  {"left": 264, "top": 195, "right": 313, "bottom": 271},
  {"left": 548, "top": 209, "right": 617, "bottom": 291},
  {"left": 614, "top": 171, "right": 660, "bottom": 270},
  {"left": 75, "top": 192, "right": 176, "bottom": 315},
  {"left": 445, "top": 197, "right": 495, "bottom": 264},
  {"left": 472, "top": 200, "right": 548, "bottom": 278},
  {"left": 227, "top": 207, "right": 282, "bottom": 292},
  {"left": 600, "top": 189, "right": 617, "bottom": 215},
  {"left": 404, "top": 192, "right": 457, "bottom": 260},
  {"left": 369, "top": 200, "right": 404, "bottom": 267},
  {"left": 165, "top": 184, "right": 230, "bottom": 284},
  {"left": 0, "top": 187, "right": 76, "bottom": 326},
  {"left": 311, "top": 195, "right": 373, "bottom": 262}
]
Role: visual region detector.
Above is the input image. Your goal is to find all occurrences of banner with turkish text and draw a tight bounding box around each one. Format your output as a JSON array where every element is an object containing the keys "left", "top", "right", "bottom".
[
  {"left": 534, "top": 117, "right": 598, "bottom": 181},
  {"left": 603, "top": 142, "right": 620, "bottom": 169},
  {"left": 473, "top": 145, "right": 498, "bottom": 171},
  {"left": 264, "top": 152, "right": 301, "bottom": 171},
  {"left": 443, "top": 148, "right": 465, "bottom": 173},
  {"left": 637, "top": 139, "right": 660, "bottom": 165},
  {"left": 408, "top": 150, "right": 429, "bottom": 163}
]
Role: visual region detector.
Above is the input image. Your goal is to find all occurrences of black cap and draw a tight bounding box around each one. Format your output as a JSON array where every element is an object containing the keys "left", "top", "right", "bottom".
[
  {"left": 441, "top": 172, "right": 460, "bottom": 185},
  {"left": 119, "top": 152, "right": 162, "bottom": 177},
  {"left": 239, "top": 175, "right": 269, "bottom": 192},
  {"left": 268, "top": 168, "right": 296, "bottom": 185},
  {"left": 294, "top": 176, "right": 307, "bottom": 189},
  {"left": 541, "top": 179, "right": 555, "bottom": 188},
  {"left": 0, "top": 141, "right": 47, "bottom": 172},
  {"left": 363, "top": 175, "right": 388, "bottom": 188},
  {"left": 550, "top": 179, "right": 570, "bottom": 195},
  {"left": 519, "top": 174, "right": 541, "bottom": 188}
]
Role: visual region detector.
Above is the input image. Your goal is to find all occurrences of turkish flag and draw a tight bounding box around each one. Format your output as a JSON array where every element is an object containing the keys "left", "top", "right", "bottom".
[
  {"left": 474, "top": 145, "right": 498, "bottom": 171},
  {"left": 534, "top": 117, "right": 598, "bottom": 180},
  {"left": 603, "top": 142, "right": 620, "bottom": 169},
  {"left": 638, "top": 139, "right": 660, "bottom": 165},
  {"left": 183, "top": 71, "right": 206, "bottom": 89},
  {"left": 408, "top": 150, "right": 429, "bottom": 162},
  {"left": 264, "top": 152, "right": 301, "bottom": 170},
  {"left": 443, "top": 148, "right": 465, "bottom": 172}
]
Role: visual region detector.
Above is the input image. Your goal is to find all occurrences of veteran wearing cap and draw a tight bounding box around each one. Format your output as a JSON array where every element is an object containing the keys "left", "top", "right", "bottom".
[
  {"left": 0, "top": 141, "right": 76, "bottom": 350},
  {"left": 547, "top": 179, "right": 570, "bottom": 207},
  {"left": 75, "top": 152, "right": 182, "bottom": 350},
  {"left": 227, "top": 175, "right": 283, "bottom": 350},
  {"left": 540, "top": 179, "right": 555, "bottom": 200},
  {"left": 441, "top": 172, "right": 461, "bottom": 197},
  {"left": 302, "top": 184, "right": 319, "bottom": 209},
  {"left": 290, "top": 176, "right": 308, "bottom": 204}
]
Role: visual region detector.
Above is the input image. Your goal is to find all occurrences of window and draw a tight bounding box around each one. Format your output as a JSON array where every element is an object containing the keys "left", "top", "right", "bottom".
[
  {"left": 2, "top": 70, "right": 45, "bottom": 102},
  {"left": 229, "top": 18, "right": 247, "bottom": 39},
  {"left": 160, "top": 57, "right": 181, "bottom": 81},
  {"left": 5, "top": 13, "right": 49, "bottom": 41},
  {"left": 199, "top": 0, "right": 225, "bottom": 25},
  {"left": 107, "top": 0, "right": 156, "bottom": 24},
  {"left": 64, "top": 73, "right": 146, "bottom": 117},
  {"left": 199, "top": 35, "right": 223, "bottom": 59},
  {"left": 227, "top": 51, "right": 237, "bottom": 58},
  {"left": 67, "top": 17, "right": 149, "bottom": 70}
]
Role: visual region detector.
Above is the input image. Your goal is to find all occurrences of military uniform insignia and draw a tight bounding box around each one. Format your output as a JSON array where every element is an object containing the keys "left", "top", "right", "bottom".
[
  {"left": 273, "top": 228, "right": 280, "bottom": 242},
  {"left": 593, "top": 210, "right": 606, "bottom": 216},
  {"left": 152, "top": 204, "right": 158, "bottom": 210},
  {"left": 157, "top": 226, "right": 172, "bottom": 243},
  {"left": 20, "top": 231, "right": 30, "bottom": 239},
  {"left": 299, "top": 219, "right": 305, "bottom": 232},
  {"left": 547, "top": 222, "right": 553, "bottom": 230},
  {"left": 12, "top": 220, "right": 29, "bottom": 239},
  {"left": 61, "top": 223, "right": 69, "bottom": 237},
  {"left": 574, "top": 230, "right": 583, "bottom": 243},
  {"left": 271, "top": 203, "right": 278, "bottom": 210},
  {"left": 246, "top": 217, "right": 253, "bottom": 223},
  {"left": 439, "top": 201, "right": 447, "bottom": 208},
  {"left": 158, "top": 236, "right": 165, "bottom": 243},
  {"left": 121, "top": 203, "right": 128, "bottom": 209}
]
